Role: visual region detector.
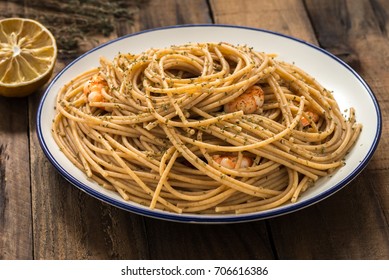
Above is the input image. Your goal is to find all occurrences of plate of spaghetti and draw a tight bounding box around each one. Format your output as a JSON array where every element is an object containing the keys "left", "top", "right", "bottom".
[{"left": 37, "top": 25, "right": 381, "bottom": 223}]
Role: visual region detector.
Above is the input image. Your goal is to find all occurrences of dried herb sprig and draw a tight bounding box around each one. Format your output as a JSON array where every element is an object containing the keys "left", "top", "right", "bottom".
[{"left": 4, "top": 0, "right": 148, "bottom": 59}]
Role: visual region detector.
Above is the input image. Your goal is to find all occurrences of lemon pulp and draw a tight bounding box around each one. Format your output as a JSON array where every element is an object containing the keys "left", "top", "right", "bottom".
[{"left": 0, "top": 18, "right": 57, "bottom": 97}]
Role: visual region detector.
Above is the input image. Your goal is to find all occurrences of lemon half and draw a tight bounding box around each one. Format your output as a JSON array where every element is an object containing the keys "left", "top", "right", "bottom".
[{"left": 0, "top": 18, "right": 57, "bottom": 97}]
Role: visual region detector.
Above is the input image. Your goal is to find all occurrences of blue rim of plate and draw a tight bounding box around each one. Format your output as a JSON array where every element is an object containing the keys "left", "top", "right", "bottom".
[{"left": 37, "top": 24, "right": 382, "bottom": 223}]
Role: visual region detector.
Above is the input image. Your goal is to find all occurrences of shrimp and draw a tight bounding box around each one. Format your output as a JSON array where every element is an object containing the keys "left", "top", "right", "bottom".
[
  {"left": 213, "top": 155, "right": 253, "bottom": 169},
  {"left": 83, "top": 74, "right": 109, "bottom": 109},
  {"left": 224, "top": 85, "right": 264, "bottom": 114},
  {"left": 300, "top": 111, "right": 319, "bottom": 127}
]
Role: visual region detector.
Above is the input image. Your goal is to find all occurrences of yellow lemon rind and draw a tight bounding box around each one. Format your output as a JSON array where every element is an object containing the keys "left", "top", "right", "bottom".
[{"left": 0, "top": 18, "right": 57, "bottom": 98}]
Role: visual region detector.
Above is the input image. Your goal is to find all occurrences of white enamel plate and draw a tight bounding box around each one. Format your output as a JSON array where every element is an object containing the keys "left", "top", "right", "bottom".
[{"left": 37, "top": 25, "right": 381, "bottom": 223}]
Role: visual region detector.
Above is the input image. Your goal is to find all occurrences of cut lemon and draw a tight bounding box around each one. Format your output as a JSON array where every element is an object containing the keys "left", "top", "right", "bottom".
[{"left": 0, "top": 18, "right": 57, "bottom": 97}]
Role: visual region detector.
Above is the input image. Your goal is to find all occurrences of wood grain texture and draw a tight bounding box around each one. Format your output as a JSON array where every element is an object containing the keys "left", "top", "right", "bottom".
[
  {"left": 211, "top": 0, "right": 389, "bottom": 259},
  {"left": 269, "top": 172, "right": 389, "bottom": 259},
  {"left": 129, "top": 0, "right": 274, "bottom": 260},
  {"left": 268, "top": 0, "right": 389, "bottom": 259},
  {"left": 0, "top": 0, "right": 33, "bottom": 261},
  {"left": 305, "top": 0, "right": 389, "bottom": 211},
  {"left": 0, "top": 0, "right": 388, "bottom": 260},
  {"left": 25, "top": 1, "right": 151, "bottom": 259},
  {"left": 144, "top": 220, "right": 274, "bottom": 259},
  {"left": 0, "top": 97, "right": 32, "bottom": 260},
  {"left": 136, "top": 0, "right": 212, "bottom": 30},
  {"left": 210, "top": 0, "right": 317, "bottom": 43}
]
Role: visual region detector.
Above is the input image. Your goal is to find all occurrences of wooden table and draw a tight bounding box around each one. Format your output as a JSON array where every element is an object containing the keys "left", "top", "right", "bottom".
[{"left": 1, "top": 0, "right": 388, "bottom": 260}]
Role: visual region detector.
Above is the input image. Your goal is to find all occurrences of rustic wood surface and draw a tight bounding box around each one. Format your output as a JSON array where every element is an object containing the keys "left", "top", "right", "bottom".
[{"left": 0, "top": 0, "right": 388, "bottom": 260}]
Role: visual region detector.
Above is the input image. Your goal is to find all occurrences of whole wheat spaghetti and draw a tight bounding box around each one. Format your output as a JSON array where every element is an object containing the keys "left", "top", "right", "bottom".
[{"left": 52, "top": 42, "right": 361, "bottom": 214}]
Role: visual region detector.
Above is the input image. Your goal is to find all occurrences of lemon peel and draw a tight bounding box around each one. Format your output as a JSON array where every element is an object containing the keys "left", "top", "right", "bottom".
[{"left": 0, "top": 18, "right": 57, "bottom": 97}]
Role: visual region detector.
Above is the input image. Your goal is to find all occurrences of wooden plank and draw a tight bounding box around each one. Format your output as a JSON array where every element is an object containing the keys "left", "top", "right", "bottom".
[
  {"left": 0, "top": 1, "right": 33, "bottom": 260},
  {"left": 307, "top": 0, "right": 389, "bottom": 238},
  {"left": 304, "top": 0, "right": 389, "bottom": 169},
  {"left": 26, "top": 0, "right": 229, "bottom": 260},
  {"left": 209, "top": 0, "right": 334, "bottom": 260},
  {"left": 138, "top": 0, "right": 329, "bottom": 260},
  {"left": 134, "top": 0, "right": 212, "bottom": 30},
  {"left": 0, "top": 97, "right": 32, "bottom": 260},
  {"left": 145, "top": 219, "right": 274, "bottom": 259},
  {"left": 270, "top": 172, "right": 389, "bottom": 259},
  {"left": 27, "top": 1, "right": 151, "bottom": 259},
  {"left": 209, "top": 0, "right": 388, "bottom": 259},
  {"left": 129, "top": 0, "right": 274, "bottom": 260},
  {"left": 210, "top": 0, "right": 317, "bottom": 43},
  {"left": 266, "top": 0, "right": 389, "bottom": 259},
  {"left": 30, "top": 116, "right": 150, "bottom": 260},
  {"left": 3, "top": 0, "right": 386, "bottom": 261}
]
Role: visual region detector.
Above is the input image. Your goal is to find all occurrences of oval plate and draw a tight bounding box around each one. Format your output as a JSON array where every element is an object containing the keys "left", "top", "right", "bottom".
[{"left": 37, "top": 25, "right": 381, "bottom": 223}]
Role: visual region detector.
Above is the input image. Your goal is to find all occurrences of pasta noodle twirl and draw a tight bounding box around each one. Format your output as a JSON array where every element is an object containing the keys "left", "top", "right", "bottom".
[{"left": 52, "top": 42, "right": 361, "bottom": 214}]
